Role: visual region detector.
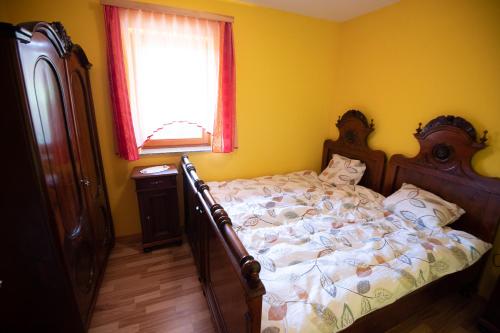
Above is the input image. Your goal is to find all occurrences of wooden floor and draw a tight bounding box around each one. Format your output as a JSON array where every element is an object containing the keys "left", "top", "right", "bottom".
[
  {"left": 90, "top": 236, "right": 486, "bottom": 333},
  {"left": 89, "top": 236, "right": 214, "bottom": 333}
]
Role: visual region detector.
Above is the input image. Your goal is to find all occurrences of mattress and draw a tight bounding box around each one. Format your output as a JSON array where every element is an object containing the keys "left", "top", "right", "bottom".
[{"left": 207, "top": 170, "right": 491, "bottom": 333}]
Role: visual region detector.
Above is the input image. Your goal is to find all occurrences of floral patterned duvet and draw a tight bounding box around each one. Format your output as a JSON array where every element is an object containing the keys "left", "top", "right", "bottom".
[{"left": 207, "top": 171, "right": 491, "bottom": 333}]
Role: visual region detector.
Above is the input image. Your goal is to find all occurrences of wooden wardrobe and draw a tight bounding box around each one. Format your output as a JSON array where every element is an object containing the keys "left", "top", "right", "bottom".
[{"left": 0, "top": 22, "right": 114, "bottom": 332}]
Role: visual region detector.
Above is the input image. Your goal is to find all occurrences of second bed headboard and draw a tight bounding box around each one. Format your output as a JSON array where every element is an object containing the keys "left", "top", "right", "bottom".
[
  {"left": 322, "top": 110, "right": 386, "bottom": 193},
  {"left": 383, "top": 116, "right": 500, "bottom": 243}
]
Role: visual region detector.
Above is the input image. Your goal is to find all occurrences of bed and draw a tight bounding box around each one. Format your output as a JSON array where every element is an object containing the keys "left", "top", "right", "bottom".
[{"left": 181, "top": 111, "right": 500, "bottom": 333}]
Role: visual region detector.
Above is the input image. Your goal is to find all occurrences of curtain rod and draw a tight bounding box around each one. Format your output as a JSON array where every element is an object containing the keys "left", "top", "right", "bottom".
[{"left": 100, "top": 0, "right": 234, "bottom": 23}]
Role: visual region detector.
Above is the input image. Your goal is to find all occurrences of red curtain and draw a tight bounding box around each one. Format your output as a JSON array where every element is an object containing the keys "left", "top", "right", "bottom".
[
  {"left": 103, "top": 5, "right": 139, "bottom": 161},
  {"left": 213, "top": 22, "right": 236, "bottom": 153}
]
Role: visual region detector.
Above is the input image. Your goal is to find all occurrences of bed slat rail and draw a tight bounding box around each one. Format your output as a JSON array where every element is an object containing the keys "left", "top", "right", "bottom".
[
  {"left": 182, "top": 155, "right": 264, "bottom": 289},
  {"left": 181, "top": 155, "right": 266, "bottom": 332}
]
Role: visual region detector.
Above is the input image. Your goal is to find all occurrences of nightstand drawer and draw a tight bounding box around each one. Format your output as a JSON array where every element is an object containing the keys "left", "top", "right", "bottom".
[{"left": 135, "top": 176, "right": 176, "bottom": 191}]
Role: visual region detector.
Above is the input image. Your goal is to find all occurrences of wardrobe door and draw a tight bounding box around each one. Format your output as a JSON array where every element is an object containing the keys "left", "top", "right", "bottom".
[
  {"left": 66, "top": 48, "right": 112, "bottom": 275},
  {"left": 17, "top": 27, "right": 97, "bottom": 322}
]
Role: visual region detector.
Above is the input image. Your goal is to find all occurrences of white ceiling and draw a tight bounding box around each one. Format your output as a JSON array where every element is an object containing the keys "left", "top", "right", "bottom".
[{"left": 240, "top": 0, "right": 400, "bottom": 22}]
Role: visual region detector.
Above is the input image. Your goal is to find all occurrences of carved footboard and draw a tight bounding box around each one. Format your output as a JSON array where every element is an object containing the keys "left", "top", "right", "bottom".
[{"left": 181, "top": 155, "right": 266, "bottom": 333}]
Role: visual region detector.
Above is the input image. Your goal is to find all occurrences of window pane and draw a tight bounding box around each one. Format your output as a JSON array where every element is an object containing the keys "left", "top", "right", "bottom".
[{"left": 119, "top": 9, "right": 220, "bottom": 147}]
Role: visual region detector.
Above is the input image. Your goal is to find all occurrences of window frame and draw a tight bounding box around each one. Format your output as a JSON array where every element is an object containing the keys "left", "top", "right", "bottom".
[{"left": 142, "top": 128, "right": 211, "bottom": 149}]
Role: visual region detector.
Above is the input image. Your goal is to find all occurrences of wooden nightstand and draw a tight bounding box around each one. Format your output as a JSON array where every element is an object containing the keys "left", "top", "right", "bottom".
[{"left": 131, "top": 165, "right": 182, "bottom": 251}]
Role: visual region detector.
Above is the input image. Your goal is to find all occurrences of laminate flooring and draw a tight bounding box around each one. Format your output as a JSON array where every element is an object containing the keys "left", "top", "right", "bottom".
[
  {"left": 89, "top": 236, "right": 486, "bottom": 333},
  {"left": 89, "top": 236, "right": 214, "bottom": 333}
]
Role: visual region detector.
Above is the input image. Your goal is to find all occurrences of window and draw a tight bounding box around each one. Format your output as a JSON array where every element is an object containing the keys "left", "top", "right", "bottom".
[
  {"left": 103, "top": 3, "right": 236, "bottom": 160},
  {"left": 120, "top": 10, "right": 219, "bottom": 150}
]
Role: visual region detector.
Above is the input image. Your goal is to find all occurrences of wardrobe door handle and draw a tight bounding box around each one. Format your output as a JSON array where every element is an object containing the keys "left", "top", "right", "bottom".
[{"left": 80, "top": 178, "right": 91, "bottom": 187}]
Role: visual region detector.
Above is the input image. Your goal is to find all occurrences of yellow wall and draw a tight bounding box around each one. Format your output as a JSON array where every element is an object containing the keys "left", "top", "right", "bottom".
[
  {"left": 333, "top": 0, "right": 500, "bottom": 177},
  {"left": 0, "top": 3, "right": 10, "bottom": 21},
  {"left": 332, "top": 0, "right": 500, "bottom": 296},
  {"left": 4, "top": 0, "right": 339, "bottom": 236}
]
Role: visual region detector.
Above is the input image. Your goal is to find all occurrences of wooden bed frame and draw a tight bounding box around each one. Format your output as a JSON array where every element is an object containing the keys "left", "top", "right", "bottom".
[
  {"left": 181, "top": 111, "right": 500, "bottom": 333},
  {"left": 322, "top": 110, "right": 386, "bottom": 192}
]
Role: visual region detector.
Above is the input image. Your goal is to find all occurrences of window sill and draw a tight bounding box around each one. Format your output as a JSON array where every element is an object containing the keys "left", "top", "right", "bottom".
[{"left": 139, "top": 146, "right": 212, "bottom": 156}]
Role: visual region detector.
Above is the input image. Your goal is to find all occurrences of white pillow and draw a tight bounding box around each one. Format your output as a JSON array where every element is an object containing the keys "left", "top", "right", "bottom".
[
  {"left": 319, "top": 154, "right": 366, "bottom": 186},
  {"left": 383, "top": 183, "right": 465, "bottom": 228}
]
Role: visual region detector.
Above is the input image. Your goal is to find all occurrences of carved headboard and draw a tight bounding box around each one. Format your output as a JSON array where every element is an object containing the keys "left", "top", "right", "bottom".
[
  {"left": 383, "top": 116, "right": 500, "bottom": 243},
  {"left": 322, "top": 110, "right": 386, "bottom": 192}
]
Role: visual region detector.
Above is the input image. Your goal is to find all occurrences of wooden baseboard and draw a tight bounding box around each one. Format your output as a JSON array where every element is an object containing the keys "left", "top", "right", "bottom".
[
  {"left": 143, "top": 236, "right": 183, "bottom": 251},
  {"left": 115, "top": 233, "right": 142, "bottom": 244}
]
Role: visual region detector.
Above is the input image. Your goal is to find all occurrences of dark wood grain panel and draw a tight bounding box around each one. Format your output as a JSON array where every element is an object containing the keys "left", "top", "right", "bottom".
[
  {"left": 67, "top": 45, "right": 114, "bottom": 301},
  {"left": 322, "top": 110, "right": 386, "bottom": 192},
  {"left": 132, "top": 165, "right": 182, "bottom": 251},
  {"left": 18, "top": 24, "right": 99, "bottom": 322},
  {"left": 135, "top": 176, "right": 177, "bottom": 191},
  {"left": 182, "top": 156, "right": 265, "bottom": 333},
  {"left": 383, "top": 116, "right": 500, "bottom": 243},
  {"left": 1, "top": 21, "right": 113, "bottom": 332}
]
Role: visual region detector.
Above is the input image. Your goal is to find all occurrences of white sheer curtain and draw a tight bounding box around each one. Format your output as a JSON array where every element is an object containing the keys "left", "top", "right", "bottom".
[{"left": 119, "top": 8, "right": 221, "bottom": 148}]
